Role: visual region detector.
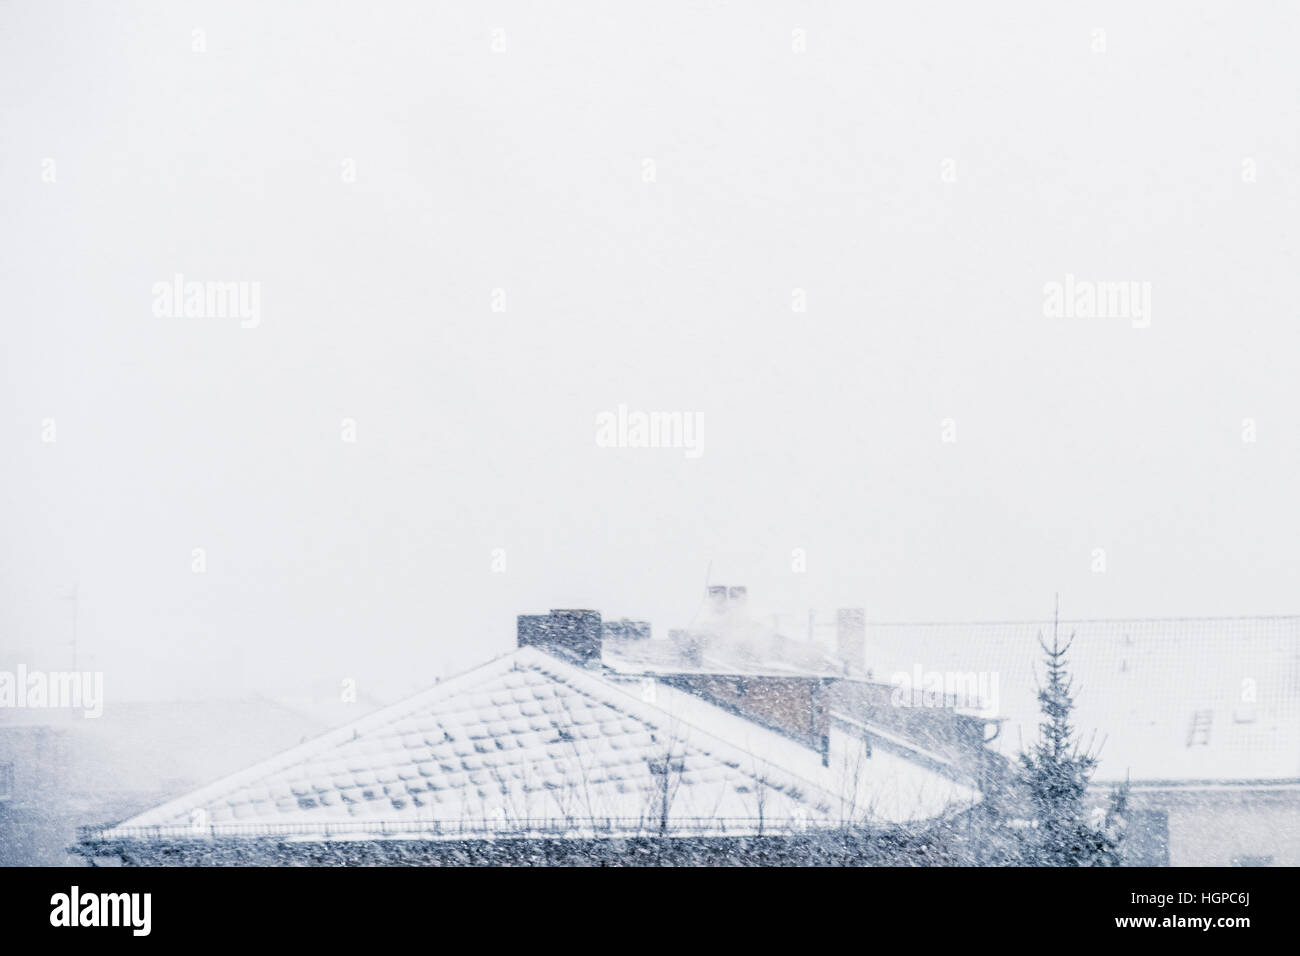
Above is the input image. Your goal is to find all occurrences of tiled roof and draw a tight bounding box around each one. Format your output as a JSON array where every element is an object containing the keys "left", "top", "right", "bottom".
[
  {"left": 98, "top": 648, "right": 973, "bottom": 842},
  {"left": 862, "top": 617, "right": 1300, "bottom": 784}
]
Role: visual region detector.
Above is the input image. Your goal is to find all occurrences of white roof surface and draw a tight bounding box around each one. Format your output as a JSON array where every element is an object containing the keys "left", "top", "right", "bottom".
[
  {"left": 603, "top": 637, "right": 845, "bottom": 678},
  {"left": 101, "top": 647, "right": 973, "bottom": 842}
]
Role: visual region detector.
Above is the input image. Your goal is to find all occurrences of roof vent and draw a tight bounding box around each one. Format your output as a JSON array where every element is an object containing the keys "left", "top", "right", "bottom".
[{"left": 1186, "top": 709, "right": 1213, "bottom": 747}]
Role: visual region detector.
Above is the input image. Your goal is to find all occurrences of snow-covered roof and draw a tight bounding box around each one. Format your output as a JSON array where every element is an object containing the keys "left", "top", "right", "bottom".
[
  {"left": 601, "top": 672, "right": 974, "bottom": 820},
  {"left": 603, "top": 637, "right": 846, "bottom": 678},
  {"left": 94, "top": 647, "right": 973, "bottom": 843},
  {"left": 862, "top": 616, "right": 1300, "bottom": 785}
]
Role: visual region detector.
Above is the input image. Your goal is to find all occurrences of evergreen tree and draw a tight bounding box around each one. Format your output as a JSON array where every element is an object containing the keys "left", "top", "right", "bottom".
[{"left": 1017, "top": 609, "right": 1125, "bottom": 865}]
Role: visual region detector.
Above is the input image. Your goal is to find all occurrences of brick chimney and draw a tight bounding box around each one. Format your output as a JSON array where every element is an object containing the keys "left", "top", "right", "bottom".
[{"left": 517, "top": 609, "right": 603, "bottom": 663}]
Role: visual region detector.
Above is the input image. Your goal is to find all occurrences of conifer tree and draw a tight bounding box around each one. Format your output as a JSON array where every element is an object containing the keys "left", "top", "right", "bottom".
[{"left": 1017, "top": 605, "right": 1125, "bottom": 865}]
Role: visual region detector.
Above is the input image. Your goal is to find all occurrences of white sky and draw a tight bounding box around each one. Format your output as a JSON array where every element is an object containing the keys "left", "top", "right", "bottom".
[{"left": 2, "top": 1, "right": 1298, "bottom": 701}]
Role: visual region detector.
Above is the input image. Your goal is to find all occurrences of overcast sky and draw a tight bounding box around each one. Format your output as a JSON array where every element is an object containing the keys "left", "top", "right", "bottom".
[{"left": 2, "top": 1, "right": 1298, "bottom": 702}]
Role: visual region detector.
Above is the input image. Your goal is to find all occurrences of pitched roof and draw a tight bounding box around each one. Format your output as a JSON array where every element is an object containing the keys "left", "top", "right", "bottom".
[
  {"left": 95, "top": 647, "right": 972, "bottom": 843},
  {"left": 862, "top": 616, "right": 1300, "bottom": 785}
]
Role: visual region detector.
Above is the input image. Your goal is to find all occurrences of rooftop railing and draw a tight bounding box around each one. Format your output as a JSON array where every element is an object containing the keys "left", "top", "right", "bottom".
[{"left": 76, "top": 815, "right": 834, "bottom": 844}]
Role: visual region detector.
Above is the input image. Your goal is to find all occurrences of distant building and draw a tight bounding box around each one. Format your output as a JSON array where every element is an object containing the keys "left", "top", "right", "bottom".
[
  {"left": 0, "top": 696, "right": 367, "bottom": 865},
  {"left": 861, "top": 616, "right": 1300, "bottom": 866}
]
